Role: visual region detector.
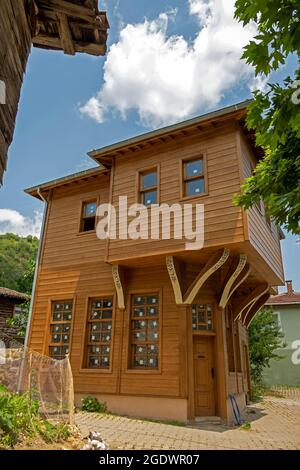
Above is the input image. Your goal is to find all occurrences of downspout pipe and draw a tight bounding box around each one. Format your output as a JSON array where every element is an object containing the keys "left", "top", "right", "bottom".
[{"left": 24, "top": 187, "right": 49, "bottom": 350}]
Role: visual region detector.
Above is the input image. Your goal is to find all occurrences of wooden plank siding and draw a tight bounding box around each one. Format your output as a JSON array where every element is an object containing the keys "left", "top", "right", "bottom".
[
  {"left": 240, "top": 133, "right": 284, "bottom": 282},
  {"left": 107, "top": 123, "right": 245, "bottom": 262}
]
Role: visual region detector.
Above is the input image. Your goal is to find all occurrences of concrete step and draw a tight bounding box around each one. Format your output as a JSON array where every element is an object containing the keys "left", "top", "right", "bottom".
[{"left": 193, "top": 416, "right": 222, "bottom": 425}]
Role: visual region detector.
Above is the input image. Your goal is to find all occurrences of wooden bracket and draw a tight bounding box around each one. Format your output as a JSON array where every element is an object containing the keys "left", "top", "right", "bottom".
[
  {"left": 245, "top": 293, "right": 270, "bottom": 328},
  {"left": 167, "top": 248, "right": 230, "bottom": 305},
  {"left": 166, "top": 256, "right": 184, "bottom": 304},
  {"left": 57, "top": 12, "right": 75, "bottom": 55},
  {"left": 219, "top": 254, "right": 248, "bottom": 308},
  {"left": 112, "top": 265, "right": 125, "bottom": 309},
  {"left": 183, "top": 248, "right": 230, "bottom": 305},
  {"left": 233, "top": 283, "right": 269, "bottom": 323}
]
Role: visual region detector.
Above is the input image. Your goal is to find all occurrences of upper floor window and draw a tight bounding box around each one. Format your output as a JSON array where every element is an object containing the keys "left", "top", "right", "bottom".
[
  {"left": 49, "top": 300, "right": 73, "bottom": 360},
  {"left": 139, "top": 169, "right": 158, "bottom": 206},
  {"left": 80, "top": 200, "right": 97, "bottom": 232},
  {"left": 130, "top": 293, "right": 160, "bottom": 369},
  {"left": 183, "top": 156, "right": 206, "bottom": 197}
]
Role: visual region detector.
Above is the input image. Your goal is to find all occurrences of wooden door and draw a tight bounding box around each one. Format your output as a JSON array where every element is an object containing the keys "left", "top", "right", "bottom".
[{"left": 193, "top": 336, "right": 215, "bottom": 416}]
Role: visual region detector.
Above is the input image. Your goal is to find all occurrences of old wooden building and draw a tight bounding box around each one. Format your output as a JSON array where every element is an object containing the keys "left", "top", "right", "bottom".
[
  {"left": 0, "top": 0, "right": 109, "bottom": 183},
  {"left": 25, "top": 101, "right": 284, "bottom": 423},
  {"left": 0, "top": 287, "right": 28, "bottom": 344}
]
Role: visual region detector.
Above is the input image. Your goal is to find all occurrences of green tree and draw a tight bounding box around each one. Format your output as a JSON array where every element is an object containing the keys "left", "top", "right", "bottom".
[
  {"left": 234, "top": 0, "right": 300, "bottom": 234},
  {"left": 0, "top": 234, "right": 38, "bottom": 291},
  {"left": 248, "top": 307, "right": 285, "bottom": 384},
  {"left": 6, "top": 258, "right": 36, "bottom": 338}
]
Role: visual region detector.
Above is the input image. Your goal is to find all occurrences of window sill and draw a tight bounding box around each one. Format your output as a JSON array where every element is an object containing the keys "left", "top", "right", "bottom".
[
  {"left": 77, "top": 230, "right": 96, "bottom": 237},
  {"left": 124, "top": 368, "right": 162, "bottom": 375},
  {"left": 78, "top": 368, "right": 113, "bottom": 374},
  {"left": 180, "top": 192, "right": 209, "bottom": 203}
]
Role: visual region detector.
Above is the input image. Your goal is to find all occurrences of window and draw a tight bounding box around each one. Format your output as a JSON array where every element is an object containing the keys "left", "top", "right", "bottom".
[
  {"left": 85, "top": 298, "right": 113, "bottom": 369},
  {"left": 182, "top": 157, "right": 206, "bottom": 197},
  {"left": 13, "top": 305, "right": 26, "bottom": 318},
  {"left": 49, "top": 300, "right": 73, "bottom": 360},
  {"left": 139, "top": 169, "right": 158, "bottom": 206},
  {"left": 80, "top": 200, "right": 97, "bottom": 232},
  {"left": 273, "top": 311, "right": 283, "bottom": 332},
  {"left": 225, "top": 306, "right": 235, "bottom": 373},
  {"left": 191, "top": 304, "right": 213, "bottom": 331},
  {"left": 130, "top": 293, "right": 159, "bottom": 369}
]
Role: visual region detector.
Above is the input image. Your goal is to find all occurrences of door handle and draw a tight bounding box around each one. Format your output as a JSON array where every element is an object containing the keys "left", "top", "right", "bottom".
[{"left": 211, "top": 367, "right": 215, "bottom": 379}]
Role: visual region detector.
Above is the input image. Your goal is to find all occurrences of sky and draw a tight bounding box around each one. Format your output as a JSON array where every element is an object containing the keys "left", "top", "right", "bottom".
[{"left": 0, "top": 0, "right": 299, "bottom": 291}]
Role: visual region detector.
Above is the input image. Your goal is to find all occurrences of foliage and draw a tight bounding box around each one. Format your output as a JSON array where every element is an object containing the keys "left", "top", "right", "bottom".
[
  {"left": 81, "top": 396, "right": 107, "bottom": 413},
  {"left": 6, "top": 259, "right": 36, "bottom": 337},
  {"left": 234, "top": 0, "right": 300, "bottom": 234},
  {"left": 240, "top": 422, "right": 251, "bottom": 430},
  {"left": 248, "top": 308, "right": 285, "bottom": 384},
  {"left": 0, "top": 385, "right": 70, "bottom": 448},
  {"left": 0, "top": 233, "right": 38, "bottom": 292}
]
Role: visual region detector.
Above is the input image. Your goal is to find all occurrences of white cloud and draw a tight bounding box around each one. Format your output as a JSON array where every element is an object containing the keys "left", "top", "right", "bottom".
[
  {"left": 80, "top": 0, "right": 258, "bottom": 128},
  {"left": 0, "top": 209, "right": 43, "bottom": 237}
]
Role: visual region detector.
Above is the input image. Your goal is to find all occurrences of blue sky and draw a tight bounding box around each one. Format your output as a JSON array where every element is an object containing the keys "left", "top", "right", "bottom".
[{"left": 0, "top": 0, "right": 299, "bottom": 291}]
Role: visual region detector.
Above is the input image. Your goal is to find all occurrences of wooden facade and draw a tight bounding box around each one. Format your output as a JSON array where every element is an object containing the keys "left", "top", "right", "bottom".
[
  {"left": 26, "top": 102, "right": 284, "bottom": 423},
  {"left": 0, "top": 0, "right": 109, "bottom": 183}
]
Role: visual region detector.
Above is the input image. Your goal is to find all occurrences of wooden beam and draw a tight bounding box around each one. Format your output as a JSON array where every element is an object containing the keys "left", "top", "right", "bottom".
[
  {"left": 245, "top": 293, "right": 270, "bottom": 328},
  {"left": 57, "top": 13, "right": 75, "bottom": 55},
  {"left": 183, "top": 248, "right": 230, "bottom": 305},
  {"left": 233, "top": 283, "right": 269, "bottom": 322},
  {"left": 219, "top": 254, "right": 247, "bottom": 308},
  {"left": 166, "top": 256, "right": 183, "bottom": 304},
  {"left": 112, "top": 265, "right": 125, "bottom": 309}
]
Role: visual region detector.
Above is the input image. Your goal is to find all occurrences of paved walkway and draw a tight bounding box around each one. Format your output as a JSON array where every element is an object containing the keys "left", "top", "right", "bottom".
[{"left": 76, "top": 389, "right": 300, "bottom": 450}]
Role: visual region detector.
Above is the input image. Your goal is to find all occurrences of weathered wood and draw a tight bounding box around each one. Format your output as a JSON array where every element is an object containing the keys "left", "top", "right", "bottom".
[{"left": 57, "top": 12, "right": 75, "bottom": 55}]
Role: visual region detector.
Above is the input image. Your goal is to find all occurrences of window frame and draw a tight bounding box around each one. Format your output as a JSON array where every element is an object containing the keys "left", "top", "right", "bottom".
[
  {"left": 78, "top": 198, "right": 99, "bottom": 234},
  {"left": 136, "top": 165, "right": 160, "bottom": 207},
  {"left": 191, "top": 303, "right": 215, "bottom": 334},
  {"left": 180, "top": 153, "right": 208, "bottom": 200},
  {"left": 44, "top": 297, "right": 75, "bottom": 360},
  {"left": 125, "top": 288, "right": 162, "bottom": 375},
  {"left": 80, "top": 293, "right": 116, "bottom": 374}
]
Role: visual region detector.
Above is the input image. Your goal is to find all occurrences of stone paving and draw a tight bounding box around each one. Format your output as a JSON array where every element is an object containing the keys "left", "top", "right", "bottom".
[{"left": 76, "top": 389, "right": 300, "bottom": 450}]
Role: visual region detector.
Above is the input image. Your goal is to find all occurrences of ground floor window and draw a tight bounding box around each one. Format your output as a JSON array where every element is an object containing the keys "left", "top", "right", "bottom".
[
  {"left": 129, "top": 293, "right": 160, "bottom": 369},
  {"left": 49, "top": 300, "right": 73, "bottom": 360},
  {"left": 85, "top": 297, "right": 113, "bottom": 369},
  {"left": 191, "top": 304, "right": 213, "bottom": 331}
]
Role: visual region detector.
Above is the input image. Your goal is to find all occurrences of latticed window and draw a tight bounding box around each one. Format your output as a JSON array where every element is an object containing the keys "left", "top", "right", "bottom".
[
  {"left": 49, "top": 300, "right": 73, "bottom": 360},
  {"left": 130, "top": 294, "right": 159, "bottom": 369},
  {"left": 191, "top": 304, "right": 213, "bottom": 331},
  {"left": 85, "top": 298, "right": 113, "bottom": 369},
  {"left": 139, "top": 169, "right": 158, "bottom": 206}
]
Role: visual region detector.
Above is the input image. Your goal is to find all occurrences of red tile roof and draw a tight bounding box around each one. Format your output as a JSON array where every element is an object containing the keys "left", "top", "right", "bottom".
[
  {"left": 266, "top": 292, "right": 300, "bottom": 305},
  {"left": 0, "top": 287, "right": 28, "bottom": 301}
]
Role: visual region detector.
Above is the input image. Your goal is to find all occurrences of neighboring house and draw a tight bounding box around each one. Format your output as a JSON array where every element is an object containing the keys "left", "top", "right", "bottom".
[
  {"left": 0, "top": 287, "right": 28, "bottom": 344},
  {"left": 25, "top": 101, "right": 284, "bottom": 424},
  {"left": 263, "top": 280, "right": 300, "bottom": 387},
  {"left": 0, "top": 0, "right": 109, "bottom": 183}
]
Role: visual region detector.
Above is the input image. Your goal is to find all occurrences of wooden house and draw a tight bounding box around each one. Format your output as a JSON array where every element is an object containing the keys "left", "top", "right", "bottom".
[
  {"left": 0, "top": 0, "right": 109, "bottom": 183},
  {"left": 25, "top": 101, "right": 285, "bottom": 423}
]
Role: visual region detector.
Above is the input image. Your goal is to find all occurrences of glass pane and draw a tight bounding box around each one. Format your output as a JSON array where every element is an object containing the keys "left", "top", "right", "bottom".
[
  {"left": 147, "top": 306, "right": 157, "bottom": 316},
  {"left": 103, "top": 299, "right": 113, "bottom": 308},
  {"left": 133, "top": 307, "right": 146, "bottom": 317},
  {"left": 184, "top": 159, "right": 203, "bottom": 178},
  {"left": 147, "top": 295, "right": 158, "bottom": 305},
  {"left": 84, "top": 202, "right": 97, "bottom": 217},
  {"left": 83, "top": 217, "right": 95, "bottom": 232},
  {"left": 141, "top": 171, "right": 157, "bottom": 190},
  {"left": 186, "top": 178, "right": 205, "bottom": 196},
  {"left": 133, "top": 296, "right": 146, "bottom": 305},
  {"left": 142, "top": 190, "right": 157, "bottom": 206}
]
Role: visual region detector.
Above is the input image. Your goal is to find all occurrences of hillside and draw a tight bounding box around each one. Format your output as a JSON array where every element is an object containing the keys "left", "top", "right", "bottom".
[{"left": 0, "top": 233, "right": 39, "bottom": 293}]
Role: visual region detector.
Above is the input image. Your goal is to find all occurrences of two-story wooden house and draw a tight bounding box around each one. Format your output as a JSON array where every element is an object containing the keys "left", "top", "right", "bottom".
[{"left": 25, "top": 100, "right": 284, "bottom": 424}]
